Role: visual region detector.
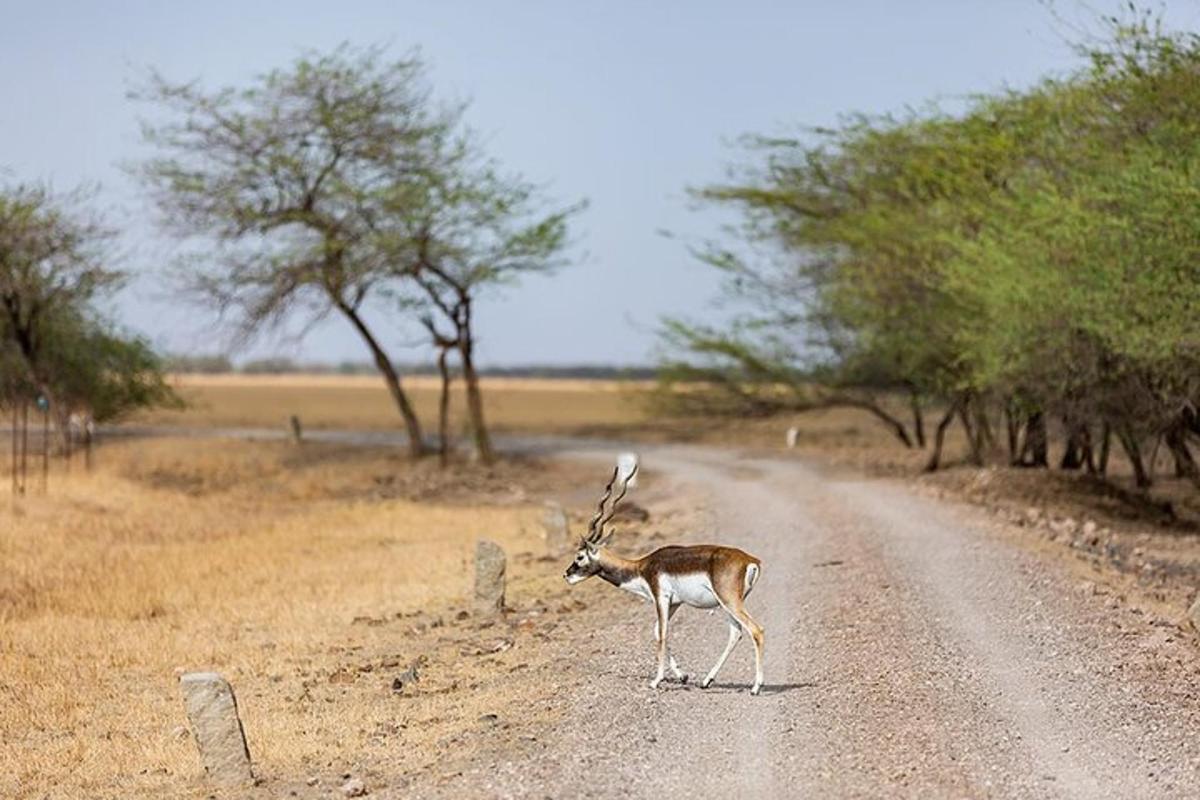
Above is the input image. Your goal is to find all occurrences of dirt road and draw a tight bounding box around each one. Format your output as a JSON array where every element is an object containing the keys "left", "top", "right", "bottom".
[{"left": 429, "top": 443, "right": 1200, "bottom": 799}]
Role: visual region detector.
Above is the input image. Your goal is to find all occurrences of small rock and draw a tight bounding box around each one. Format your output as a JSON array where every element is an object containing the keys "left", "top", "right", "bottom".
[
  {"left": 178, "top": 672, "right": 254, "bottom": 787},
  {"left": 341, "top": 776, "right": 366, "bottom": 797},
  {"left": 478, "top": 713, "right": 500, "bottom": 726},
  {"left": 540, "top": 502, "right": 571, "bottom": 555},
  {"left": 1082, "top": 520, "right": 1098, "bottom": 537},
  {"left": 1024, "top": 507, "right": 1042, "bottom": 524},
  {"left": 306, "top": 776, "right": 320, "bottom": 786},
  {"left": 474, "top": 540, "right": 506, "bottom": 614},
  {"left": 391, "top": 662, "right": 420, "bottom": 693},
  {"left": 1187, "top": 596, "right": 1200, "bottom": 632}
]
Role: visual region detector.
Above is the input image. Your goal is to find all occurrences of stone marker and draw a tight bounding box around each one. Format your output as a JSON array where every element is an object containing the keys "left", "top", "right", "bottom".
[
  {"left": 1188, "top": 594, "right": 1200, "bottom": 632},
  {"left": 786, "top": 426, "right": 800, "bottom": 448},
  {"left": 474, "top": 539, "right": 506, "bottom": 613},
  {"left": 541, "top": 501, "right": 571, "bottom": 554},
  {"left": 179, "top": 672, "right": 253, "bottom": 787},
  {"left": 616, "top": 452, "right": 639, "bottom": 487},
  {"left": 288, "top": 415, "right": 303, "bottom": 444}
]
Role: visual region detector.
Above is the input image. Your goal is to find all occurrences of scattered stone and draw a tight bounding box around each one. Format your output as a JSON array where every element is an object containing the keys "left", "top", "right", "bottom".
[
  {"left": 341, "top": 776, "right": 366, "bottom": 797},
  {"left": 474, "top": 540, "right": 506, "bottom": 614},
  {"left": 178, "top": 672, "right": 253, "bottom": 787},
  {"left": 478, "top": 713, "right": 500, "bottom": 726},
  {"left": 1082, "top": 520, "right": 1098, "bottom": 537},
  {"left": 540, "top": 502, "right": 571, "bottom": 555},
  {"left": 1024, "top": 506, "right": 1042, "bottom": 524},
  {"left": 391, "top": 660, "right": 422, "bottom": 694}
]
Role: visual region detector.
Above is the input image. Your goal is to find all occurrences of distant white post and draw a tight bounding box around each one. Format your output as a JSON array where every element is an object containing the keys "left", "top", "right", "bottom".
[
  {"left": 616, "top": 452, "right": 639, "bottom": 487},
  {"left": 786, "top": 426, "right": 800, "bottom": 449}
]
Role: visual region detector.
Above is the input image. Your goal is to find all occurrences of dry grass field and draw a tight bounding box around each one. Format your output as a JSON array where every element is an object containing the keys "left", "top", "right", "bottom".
[
  {"left": 131, "top": 373, "right": 652, "bottom": 434},
  {"left": 0, "top": 437, "right": 618, "bottom": 799}
]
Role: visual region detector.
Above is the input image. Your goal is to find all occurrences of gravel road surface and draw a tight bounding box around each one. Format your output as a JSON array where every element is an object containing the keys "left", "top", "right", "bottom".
[{"left": 436, "top": 443, "right": 1200, "bottom": 799}]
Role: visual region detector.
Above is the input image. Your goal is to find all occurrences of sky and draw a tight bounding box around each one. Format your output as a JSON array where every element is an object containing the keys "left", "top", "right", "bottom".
[{"left": 4, "top": 1, "right": 1200, "bottom": 367}]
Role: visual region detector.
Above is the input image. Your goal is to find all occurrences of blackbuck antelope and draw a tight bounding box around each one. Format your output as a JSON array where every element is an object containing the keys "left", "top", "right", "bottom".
[{"left": 564, "top": 466, "right": 765, "bottom": 694}]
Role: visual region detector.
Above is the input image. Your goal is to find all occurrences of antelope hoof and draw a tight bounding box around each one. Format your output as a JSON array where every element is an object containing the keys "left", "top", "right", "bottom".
[
  {"left": 700, "top": 677, "right": 714, "bottom": 689},
  {"left": 649, "top": 678, "right": 662, "bottom": 690},
  {"left": 678, "top": 673, "right": 690, "bottom": 684},
  {"left": 750, "top": 684, "right": 762, "bottom": 696}
]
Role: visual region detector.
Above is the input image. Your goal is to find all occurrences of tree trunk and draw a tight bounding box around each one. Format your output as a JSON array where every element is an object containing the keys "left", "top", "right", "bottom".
[
  {"left": 1020, "top": 411, "right": 1049, "bottom": 467},
  {"left": 1165, "top": 426, "right": 1200, "bottom": 488},
  {"left": 10, "top": 404, "right": 17, "bottom": 497},
  {"left": 909, "top": 389, "right": 926, "bottom": 448},
  {"left": 20, "top": 401, "right": 29, "bottom": 495},
  {"left": 1060, "top": 420, "right": 1084, "bottom": 470},
  {"left": 436, "top": 347, "right": 452, "bottom": 468},
  {"left": 457, "top": 301, "right": 495, "bottom": 466},
  {"left": 1098, "top": 422, "right": 1111, "bottom": 476},
  {"left": 836, "top": 396, "right": 913, "bottom": 448},
  {"left": 958, "top": 402, "right": 983, "bottom": 466},
  {"left": 1118, "top": 427, "right": 1151, "bottom": 489},
  {"left": 1080, "top": 424, "right": 1096, "bottom": 475},
  {"left": 337, "top": 303, "right": 426, "bottom": 458},
  {"left": 924, "top": 400, "right": 959, "bottom": 472},
  {"left": 974, "top": 399, "right": 997, "bottom": 458},
  {"left": 1004, "top": 400, "right": 1022, "bottom": 466}
]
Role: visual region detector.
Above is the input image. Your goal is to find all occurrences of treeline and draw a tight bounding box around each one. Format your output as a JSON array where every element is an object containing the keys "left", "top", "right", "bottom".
[
  {"left": 662, "top": 15, "right": 1200, "bottom": 488},
  {"left": 167, "top": 353, "right": 657, "bottom": 380},
  {"left": 1, "top": 185, "right": 178, "bottom": 454}
]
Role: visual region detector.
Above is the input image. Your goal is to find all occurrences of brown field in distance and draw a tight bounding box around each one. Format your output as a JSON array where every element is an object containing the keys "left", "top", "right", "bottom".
[{"left": 130, "top": 373, "right": 653, "bottom": 433}]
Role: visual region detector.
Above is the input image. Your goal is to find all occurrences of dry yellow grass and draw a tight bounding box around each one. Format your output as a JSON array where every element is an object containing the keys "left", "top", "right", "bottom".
[
  {"left": 0, "top": 438, "right": 595, "bottom": 799},
  {"left": 130, "top": 373, "right": 651, "bottom": 433}
]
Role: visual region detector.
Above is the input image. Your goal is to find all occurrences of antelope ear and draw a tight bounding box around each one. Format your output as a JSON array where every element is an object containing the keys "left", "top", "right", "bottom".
[
  {"left": 583, "top": 538, "right": 598, "bottom": 555},
  {"left": 597, "top": 530, "right": 615, "bottom": 549}
]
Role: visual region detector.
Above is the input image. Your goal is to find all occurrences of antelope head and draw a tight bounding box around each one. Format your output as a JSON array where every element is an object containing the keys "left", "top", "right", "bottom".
[{"left": 564, "top": 464, "right": 637, "bottom": 584}]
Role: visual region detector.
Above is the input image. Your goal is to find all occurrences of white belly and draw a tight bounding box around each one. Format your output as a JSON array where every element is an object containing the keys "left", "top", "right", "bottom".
[{"left": 661, "top": 572, "right": 720, "bottom": 609}]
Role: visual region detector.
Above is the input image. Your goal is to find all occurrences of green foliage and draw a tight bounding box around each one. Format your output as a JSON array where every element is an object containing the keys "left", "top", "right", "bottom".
[
  {"left": 0, "top": 183, "right": 178, "bottom": 421},
  {"left": 666, "top": 11, "right": 1200, "bottom": 474}
]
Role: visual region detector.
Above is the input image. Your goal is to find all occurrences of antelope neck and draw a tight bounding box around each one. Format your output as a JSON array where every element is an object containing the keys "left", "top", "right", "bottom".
[{"left": 595, "top": 549, "right": 641, "bottom": 588}]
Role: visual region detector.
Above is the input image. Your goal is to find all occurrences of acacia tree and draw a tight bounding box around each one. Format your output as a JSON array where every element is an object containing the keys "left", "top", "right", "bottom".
[
  {"left": 133, "top": 45, "right": 458, "bottom": 457},
  {"left": 379, "top": 156, "right": 579, "bottom": 465},
  {"left": 0, "top": 184, "right": 177, "bottom": 462},
  {"left": 0, "top": 184, "right": 120, "bottom": 404}
]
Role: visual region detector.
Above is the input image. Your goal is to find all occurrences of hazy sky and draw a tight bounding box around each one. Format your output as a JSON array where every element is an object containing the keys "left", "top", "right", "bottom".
[{"left": 4, "top": 1, "right": 1199, "bottom": 366}]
